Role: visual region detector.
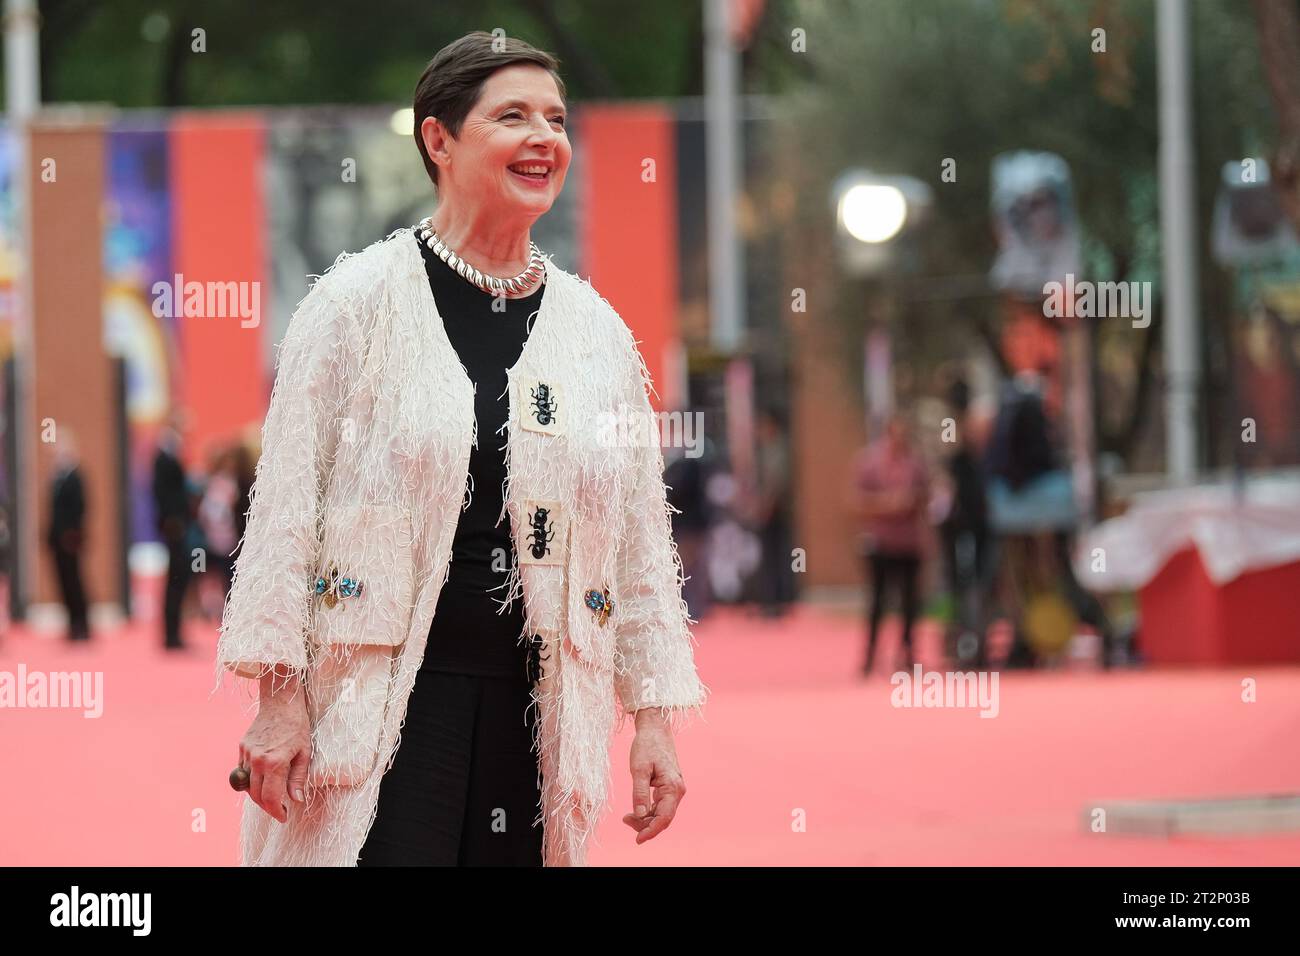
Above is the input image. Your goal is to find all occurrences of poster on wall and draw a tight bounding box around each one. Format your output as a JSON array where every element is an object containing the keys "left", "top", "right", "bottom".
[{"left": 103, "top": 125, "right": 173, "bottom": 546}]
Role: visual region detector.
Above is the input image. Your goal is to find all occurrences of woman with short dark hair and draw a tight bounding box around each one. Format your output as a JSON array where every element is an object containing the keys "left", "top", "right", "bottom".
[{"left": 217, "top": 31, "right": 708, "bottom": 867}]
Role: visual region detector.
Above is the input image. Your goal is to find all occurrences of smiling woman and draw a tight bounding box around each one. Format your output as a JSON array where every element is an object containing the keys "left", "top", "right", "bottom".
[
  {"left": 411, "top": 34, "right": 572, "bottom": 284},
  {"left": 218, "top": 29, "right": 707, "bottom": 868}
]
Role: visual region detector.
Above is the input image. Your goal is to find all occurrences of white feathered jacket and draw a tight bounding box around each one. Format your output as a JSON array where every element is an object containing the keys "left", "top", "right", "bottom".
[{"left": 211, "top": 227, "right": 709, "bottom": 866}]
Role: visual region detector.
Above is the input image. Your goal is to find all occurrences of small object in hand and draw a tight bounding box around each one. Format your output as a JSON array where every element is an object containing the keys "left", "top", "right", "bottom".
[{"left": 229, "top": 766, "right": 251, "bottom": 792}]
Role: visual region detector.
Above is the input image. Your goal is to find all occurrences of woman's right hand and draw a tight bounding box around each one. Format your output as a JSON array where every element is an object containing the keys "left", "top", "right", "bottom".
[{"left": 238, "top": 674, "right": 312, "bottom": 823}]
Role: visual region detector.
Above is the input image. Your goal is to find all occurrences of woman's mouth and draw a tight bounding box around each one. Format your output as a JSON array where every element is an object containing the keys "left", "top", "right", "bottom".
[{"left": 508, "top": 163, "right": 552, "bottom": 186}]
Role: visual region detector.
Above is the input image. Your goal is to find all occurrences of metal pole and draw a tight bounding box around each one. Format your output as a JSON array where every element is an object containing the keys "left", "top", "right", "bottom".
[
  {"left": 5, "top": 0, "right": 40, "bottom": 616},
  {"left": 704, "top": 0, "right": 744, "bottom": 353},
  {"left": 1156, "top": 0, "right": 1200, "bottom": 483}
]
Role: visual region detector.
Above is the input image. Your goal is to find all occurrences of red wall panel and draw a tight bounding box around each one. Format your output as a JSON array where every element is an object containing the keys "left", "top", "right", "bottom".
[
  {"left": 169, "top": 114, "right": 267, "bottom": 471},
  {"left": 578, "top": 105, "right": 679, "bottom": 411}
]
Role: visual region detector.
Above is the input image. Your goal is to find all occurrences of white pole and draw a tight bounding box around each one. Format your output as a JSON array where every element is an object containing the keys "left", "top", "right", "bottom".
[
  {"left": 704, "top": 0, "right": 744, "bottom": 353},
  {"left": 5, "top": 0, "right": 40, "bottom": 614},
  {"left": 1156, "top": 0, "right": 1200, "bottom": 484},
  {"left": 5, "top": 0, "right": 39, "bottom": 118}
]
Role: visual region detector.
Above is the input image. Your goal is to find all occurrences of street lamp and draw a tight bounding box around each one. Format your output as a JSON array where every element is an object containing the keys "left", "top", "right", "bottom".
[
  {"left": 839, "top": 183, "right": 908, "bottom": 244},
  {"left": 831, "top": 169, "right": 932, "bottom": 277},
  {"left": 830, "top": 169, "right": 933, "bottom": 432}
]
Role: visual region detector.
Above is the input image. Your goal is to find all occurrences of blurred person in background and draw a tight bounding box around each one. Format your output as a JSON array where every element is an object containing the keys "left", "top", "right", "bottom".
[
  {"left": 984, "top": 372, "right": 1116, "bottom": 668},
  {"left": 851, "top": 412, "right": 930, "bottom": 675},
  {"left": 935, "top": 375, "right": 992, "bottom": 668},
  {"left": 983, "top": 372, "right": 1058, "bottom": 496},
  {"left": 749, "top": 404, "right": 795, "bottom": 619},
  {"left": 153, "top": 413, "right": 194, "bottom": 651},
  {"left": 230, "top": 441, "right": 255, "bottom": 559},
  {"left": 704, "top": 468, "right": 762, "bottom": 604},
  {"left": 47, "top": 431, "right": 90, "bottom": 642},
  {"left": 198, "top": 444, "right": 242, "bottom": 601},
  {"left": 664, "top": 409, "right": 718, "bottom": 623}
]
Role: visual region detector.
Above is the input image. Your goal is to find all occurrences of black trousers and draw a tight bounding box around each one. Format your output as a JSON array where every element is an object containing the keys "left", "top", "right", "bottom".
[
  {"left": 864, "top": 551, "right": 921, "bottom": 670},
  {"left": 163, "top": 535, "right": 192, "bottom": 648},
  {"left": 50, "top": 545, "right": 89, "bottom": 640},
  {"left": 357, "top": 668, "right": 544, "bottom": 866},
  {"left": 756, "top": 512, "right": 796, "bottom": 616}
]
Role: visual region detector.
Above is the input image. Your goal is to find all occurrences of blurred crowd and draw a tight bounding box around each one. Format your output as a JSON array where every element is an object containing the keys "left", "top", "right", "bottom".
[
  {"left": 42, "top": 413, "right": 255, "bottom": 650},
  {"left": 662, "top": 372, "right": 1126, "bottom": 677},
  {"left": 849, "top": 372, "right": 1121, "bottom": 675},
  {"left": 38, "top": 380, "right": 1126, "bottom": 674}
]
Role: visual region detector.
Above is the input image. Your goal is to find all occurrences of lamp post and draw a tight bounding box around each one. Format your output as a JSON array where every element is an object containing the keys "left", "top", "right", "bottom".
[
  {"left": 831, "top": 169, "right": 933, "bottom": 430},
  {"left": 1157, "top": 0, "right": 1201, "bottom": 484}
]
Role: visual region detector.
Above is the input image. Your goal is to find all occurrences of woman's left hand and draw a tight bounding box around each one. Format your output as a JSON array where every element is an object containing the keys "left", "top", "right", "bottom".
[{"left": 623, "top": 712, "right": 686, "bottom": 844}]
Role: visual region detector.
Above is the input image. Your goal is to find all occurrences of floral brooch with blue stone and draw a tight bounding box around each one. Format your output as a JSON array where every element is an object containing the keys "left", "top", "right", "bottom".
[
  {"left": 583, "top": 587, "right": 614, "bottom": 627},
  {"left": 314, "top": 564, "right": 364, "bottom": 610}
]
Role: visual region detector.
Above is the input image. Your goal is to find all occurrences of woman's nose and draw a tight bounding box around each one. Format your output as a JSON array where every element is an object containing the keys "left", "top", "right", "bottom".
[{"left": 525, "top": 116, "right": 561, "bottom": 144}]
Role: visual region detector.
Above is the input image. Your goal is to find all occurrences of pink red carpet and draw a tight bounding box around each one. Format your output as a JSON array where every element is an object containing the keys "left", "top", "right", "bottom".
[{"left": 3, "top": 606, "right": 1298, "bottom": 865}]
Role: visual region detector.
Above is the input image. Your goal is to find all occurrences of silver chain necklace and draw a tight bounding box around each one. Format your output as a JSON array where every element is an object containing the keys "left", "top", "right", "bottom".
[{"left": 416, "top": 216, "right": 547, "bottom": 298}]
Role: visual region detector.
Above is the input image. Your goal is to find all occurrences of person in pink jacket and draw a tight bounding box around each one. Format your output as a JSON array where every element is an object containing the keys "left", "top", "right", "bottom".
[{"left": 852, "top": 413, "right": 931, "bottom": 674}]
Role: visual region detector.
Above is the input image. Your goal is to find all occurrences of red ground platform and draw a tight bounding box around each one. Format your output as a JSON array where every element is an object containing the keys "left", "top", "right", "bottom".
[{"left": 2, "top": 605, "right": 1299, "bottom": 865}]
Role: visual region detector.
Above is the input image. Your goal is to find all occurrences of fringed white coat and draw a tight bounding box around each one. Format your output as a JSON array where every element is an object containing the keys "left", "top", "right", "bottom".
[{"left": 211, "top": 228, "right": 709, "bottom": 866}]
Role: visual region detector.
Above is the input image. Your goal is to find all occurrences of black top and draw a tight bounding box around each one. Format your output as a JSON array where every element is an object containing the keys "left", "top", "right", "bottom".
[{"left": 415, "top": 228, "right": 546, "bottom": 680}]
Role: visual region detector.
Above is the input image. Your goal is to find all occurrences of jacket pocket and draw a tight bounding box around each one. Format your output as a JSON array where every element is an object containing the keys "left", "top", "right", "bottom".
[
  {"left": 310, "top": 503, "right": 416, "bottom": 647},
  {"left": 303, "top": 503, "right": 412, "bottom": 788},
  {"left": 305, "top": 644, "right": 395, "bottom": 788},
  {"left": 564, "top": 518, "right": 617, "bottom": 672}
]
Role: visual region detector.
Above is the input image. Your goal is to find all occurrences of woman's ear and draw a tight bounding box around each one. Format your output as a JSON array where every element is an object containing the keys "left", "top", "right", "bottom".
[{"left": 421, "top": 116, "right": 449, "bottom": 166}]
